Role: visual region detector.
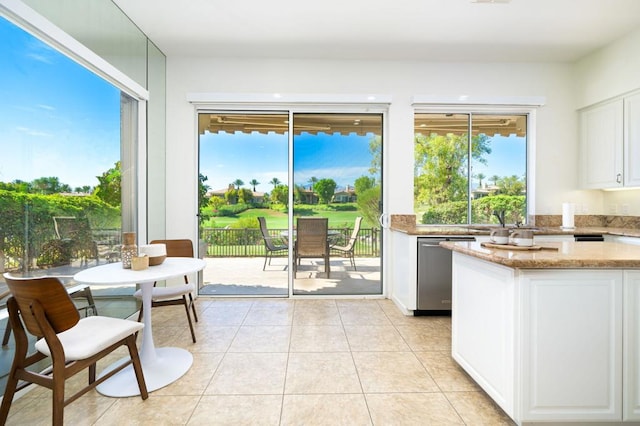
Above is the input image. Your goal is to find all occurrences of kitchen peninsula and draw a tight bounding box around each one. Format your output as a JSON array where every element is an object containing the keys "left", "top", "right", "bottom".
[{"left": 440, "top": 240, "right": 640, "bottom": 425}]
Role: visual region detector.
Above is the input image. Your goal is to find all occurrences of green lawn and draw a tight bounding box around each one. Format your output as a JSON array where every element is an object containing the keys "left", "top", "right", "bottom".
[{"left": 204, "top": 204, "right": 375, "bottom": 229}]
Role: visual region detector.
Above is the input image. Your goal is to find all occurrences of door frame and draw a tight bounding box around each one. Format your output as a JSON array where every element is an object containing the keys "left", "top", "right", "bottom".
[{"left": 190, "top": 94, "right": 391, "bottom": 298}]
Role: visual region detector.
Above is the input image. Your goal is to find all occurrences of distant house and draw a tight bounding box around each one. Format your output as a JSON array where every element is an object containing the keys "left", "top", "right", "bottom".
[
  {"left": 207, "top": 184, "right": 265, "bottom": 203},
  {"left": 333, "top": 185, "right": 357, "bottom": 203},
  {"left": 297, "top": 188, "right": 318, "bottom": 204}
]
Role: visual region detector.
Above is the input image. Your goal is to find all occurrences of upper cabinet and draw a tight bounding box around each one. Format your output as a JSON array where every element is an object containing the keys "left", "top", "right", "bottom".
[
  {"left": 624, "top": 92, "right": 640, "bottom": 187},
  {"left": 580, "top": 91, "right": 640, "bottom": 189}
]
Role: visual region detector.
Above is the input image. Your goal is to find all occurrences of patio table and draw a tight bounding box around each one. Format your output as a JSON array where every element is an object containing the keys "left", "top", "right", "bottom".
[{"left": 73, "top": 257, "right": 206, "bottom": 397}]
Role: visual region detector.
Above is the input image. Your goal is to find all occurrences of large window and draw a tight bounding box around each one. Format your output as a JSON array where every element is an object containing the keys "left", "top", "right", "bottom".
[
  {"left": 0, "top": 16, "right": 137, "bottom": 276},
  {"left": 414, "top": 112, "right": 528, "bottom": 226}
]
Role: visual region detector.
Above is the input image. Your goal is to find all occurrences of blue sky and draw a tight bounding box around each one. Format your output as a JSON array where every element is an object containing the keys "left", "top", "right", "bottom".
[
  {"left": 199, "top": 131, "right": 376, "bottom": 193},
  {"left": 0, "top": 17, "right": 120, "bottom": 189},
  {"left": 1, "top": 16, "right": 523, "bottom": 194}
]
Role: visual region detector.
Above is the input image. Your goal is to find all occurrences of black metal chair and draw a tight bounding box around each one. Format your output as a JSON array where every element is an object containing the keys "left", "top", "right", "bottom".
[{"left": 258, "top": 217, "right": 288, "bottom": 270}]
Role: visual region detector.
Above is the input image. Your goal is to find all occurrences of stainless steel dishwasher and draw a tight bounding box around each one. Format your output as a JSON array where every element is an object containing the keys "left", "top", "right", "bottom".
[{"left": 417, "top": 236, "right": 475, "bottom": 313}]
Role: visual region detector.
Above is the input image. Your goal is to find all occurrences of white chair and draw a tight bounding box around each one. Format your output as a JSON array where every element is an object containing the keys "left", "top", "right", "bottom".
[{"left": 134, "top": 239, "right": 198, "bottom": 342}]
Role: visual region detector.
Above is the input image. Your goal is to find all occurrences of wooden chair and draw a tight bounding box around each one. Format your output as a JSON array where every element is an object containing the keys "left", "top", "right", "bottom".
[
  {"left": 0, "top": 275, "right": 148, "bottom": 425},
  {"left": 257, "top": 217, "right": 288, "bottom": 270},
  {"left": 294, "top": 217, "right": 330, "bottom": 278},
  {"left": 134, "top": 239, "right": 198, "bottom": 343},
  {"left": 2, "top": 283, "right": 98, "bottom": 346},
  {"left": 331, "top": 216, "right": 363, "bottom": 270}
]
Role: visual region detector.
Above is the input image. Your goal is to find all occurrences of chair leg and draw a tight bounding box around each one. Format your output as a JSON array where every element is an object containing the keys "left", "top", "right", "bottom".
[
  {"left": 2, "top": 324, "right": 11, "bottom": 346},
  {"left": 52, "top": 367, "right": 65, "bottom": 425},
  {"left": 0, "top": 368, "right": 19, "bottom": 423},
  {"left": 124, "top": 335, "right": 149, "bottom": 399},
  {"left": 188, "top": 293, "right": 198, "bottom": 323},
  {"left": 183, "top": 296, "right": 196, "bottom": 343}
]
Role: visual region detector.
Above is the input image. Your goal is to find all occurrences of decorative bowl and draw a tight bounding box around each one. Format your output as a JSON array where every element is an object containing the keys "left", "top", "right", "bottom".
[{"left": 138, "top": 244, "right": 167, "bottom": 266}]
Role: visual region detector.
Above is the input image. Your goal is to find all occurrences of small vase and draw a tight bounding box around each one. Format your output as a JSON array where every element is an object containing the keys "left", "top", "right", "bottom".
[{"left": 121, "top": 232, "right": 137, "bottom": 269}]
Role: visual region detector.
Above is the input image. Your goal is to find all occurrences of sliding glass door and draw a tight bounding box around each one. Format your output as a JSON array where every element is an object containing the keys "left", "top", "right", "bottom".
[
  {"left": 292, "top": 113, "right": 382, "bottom": 295},
  {"left": 197, "top": 111, "right": 383, "bottom": 297}
]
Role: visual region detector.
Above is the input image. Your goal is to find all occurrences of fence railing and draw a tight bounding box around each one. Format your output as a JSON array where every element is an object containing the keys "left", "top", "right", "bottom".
[
  {"left": 1, "top": 226, "right": 380, "bottom": 273},
  {"left": 200, "top": 227, "right": 380, "bottom": 257}
]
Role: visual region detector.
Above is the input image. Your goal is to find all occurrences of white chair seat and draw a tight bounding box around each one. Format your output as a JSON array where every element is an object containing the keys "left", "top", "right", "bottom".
[
  {"left": 133, "top": 283, "right": 195, "bottom": 301},
  {"left": 34, "top": 316, "right": 144, "bottom": 361}
]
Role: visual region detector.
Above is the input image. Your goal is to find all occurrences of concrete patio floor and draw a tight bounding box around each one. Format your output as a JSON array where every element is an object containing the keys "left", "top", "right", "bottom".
[{"left": 200, "top": 256, "right": 381, "bottom": 296}]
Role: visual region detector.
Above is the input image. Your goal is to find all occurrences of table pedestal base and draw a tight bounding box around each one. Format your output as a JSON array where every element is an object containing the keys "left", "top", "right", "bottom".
[{"left": 96, "top": 347, "right": 193, "bottom": 397}]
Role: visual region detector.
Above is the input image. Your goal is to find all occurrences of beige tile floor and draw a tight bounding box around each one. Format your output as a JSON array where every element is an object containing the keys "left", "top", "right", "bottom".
[{"left": 2, "top": 298, "right": 515, "bottom": 425}]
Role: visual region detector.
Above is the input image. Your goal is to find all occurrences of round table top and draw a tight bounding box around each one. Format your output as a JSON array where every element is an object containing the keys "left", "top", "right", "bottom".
[{"left": 74, "top": 257, "right": 206, "bottom": 285}]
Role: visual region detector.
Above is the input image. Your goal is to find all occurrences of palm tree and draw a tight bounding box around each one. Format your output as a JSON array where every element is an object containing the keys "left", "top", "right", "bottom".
[
  {"left": 232, "top": 179, "right": 244, "bottom": 189},
  {"left": 476, "top": 173, "right": 486, "bottom": 188},
  {"left": 307, "top": 176, "right": 318, "bottom": 191},
  {"left": 490, "top": 175, "right": 500, "bottom": 186},
  {"left": 269, "top": 177, "right": 281, "bottom": 188},
  {"left": 249, "top": 179, "right": 260, "bottom": 192}
]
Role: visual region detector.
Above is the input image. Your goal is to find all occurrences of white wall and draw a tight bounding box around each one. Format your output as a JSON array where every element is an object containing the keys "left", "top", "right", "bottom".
[
  {"left": 164, "top": 57, "right": 604, "bottom": 239},
  {"left": 573, "top": 27, "right": 640, "bottom": 216}
]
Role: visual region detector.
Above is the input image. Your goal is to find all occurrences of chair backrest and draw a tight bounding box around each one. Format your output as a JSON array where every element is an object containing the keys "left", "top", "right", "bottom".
[
  {"left": 296, "top": 217, "right": 329, "bottom": 257},
  {"left": 257, "top": 217, "right": 278, "bottom": 250},
  {"left": 350, "top": 217, "right": 363, "bottom": 241},
  {"left": 150, "top": 239, "right": 193, "bottom": 258},
  {"left": 258, "top": 217, "right": 269, "bottom": 239},
  {"left": 3, "top": 275, "right": 79, "bottom": 337}
]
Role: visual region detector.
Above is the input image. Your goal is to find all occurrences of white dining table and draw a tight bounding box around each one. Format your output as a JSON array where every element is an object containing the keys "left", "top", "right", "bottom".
[{"left": 73, "top": 257, "right": 206, "bottom": 397}]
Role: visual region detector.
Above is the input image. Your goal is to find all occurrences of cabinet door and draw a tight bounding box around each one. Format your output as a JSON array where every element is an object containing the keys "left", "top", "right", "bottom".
[
  {"left": 624, "top": 271, "right": 640, "bottom": 420},
  {"left": 580, "top": 99, "right": 623, "bottom": 189},
  {"left": 624, "top": 92, "right": 640, "bottom": 187},
  {"left": 521, "top": 270, "right": 623, "bottom": 422}
]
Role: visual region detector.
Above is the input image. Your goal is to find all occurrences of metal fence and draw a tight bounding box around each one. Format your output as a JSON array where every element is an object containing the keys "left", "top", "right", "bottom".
[{"left": 200, "top": 227, "right": 380, "bottom": 257}]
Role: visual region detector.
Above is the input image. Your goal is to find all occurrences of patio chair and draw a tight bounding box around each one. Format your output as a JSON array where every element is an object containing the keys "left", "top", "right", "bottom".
[
  {"left": 134, "top": 239, "right": 198, "bottom": 343},
  {"left": 53, "top": 216, "right": 99, "bottom": 265},
  {"left": 294, "top": 217, "right": 330, "bottom": 278},
  {"left": 258, "top": 217, "right": 288, "bottom": 270},
  {"left": 331, "top": 216, "right": 363, "bottom": 271},
  {"left": 0, "top": 275, "right": 148, "bottom": 425}
]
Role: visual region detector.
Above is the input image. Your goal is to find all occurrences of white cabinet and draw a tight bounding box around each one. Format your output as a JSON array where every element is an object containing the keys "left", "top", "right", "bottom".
[
  {"left": 451, "top": 252, "right": 640, "bottom": 424},
  {"left": 389, "top": 231, "right": 417, "bottom": 313},
  {"left": 624, "top": 271, "right": 640, "bottom": 421},
  {"left": 580, "top": 91, "right": 640, "bottom": 189},
  {"left": 624, "top": 92, "right": 640, "bottom": 187},
  {"left": 520, "top": 270, "right": 623, "bottom": 422},
  {"left": 580, "top": 99, "right": 624, "bottom": 189}
]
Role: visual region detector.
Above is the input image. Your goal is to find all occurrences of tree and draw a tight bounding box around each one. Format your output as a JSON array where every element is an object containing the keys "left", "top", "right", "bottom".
[
  {"left": 414, "top": 133, "right": 491, "bottom": 207},
  {"left": 307, "top": 176, "right": 318, "bottom": 191},
  {"left": 238, "top": 188, "right": 253, "bottom": 203},
  {"left": 94, "top": 161, "right": 121, "bottom": 206},
  {"left": 269, "top": 177, "right": 281, "bottom": 188},
  {"left": 74, "top": 185, "right": 92, "bottom": 193},
  {"left": 314, "top": 178, "right": 337, "bottom": 204},
  {"left": 357, "top": 186, "right": 381, "bottom": 227},
  {"left": 271, "top": 184, "right": 288, "bottom": 204},
  {"left": 354, "top": 176, "right": 376, "bottom": 195},
  {"left": 198, "top": 174, "right": 211, "bottom": 222},
  {"left": 475, "top": 172, "right": 486, "bottom": 188},
  {"left": 368, "top": 135, "right": 381, "bottom": 175},
  {"left": 232, "top": 179, "right": 244, "bottom": 189},
  {"left": 490, "top": 175, "right": 500, "bottom": 186},
  {"left": 248, "top": 179, "right": 260, "bottom": 192},
  {"left": 31, "top": 176, "right": 66, "bottom": 194},
  {"left": 497, "top": 175, "right": 526, "bottom": 196}
]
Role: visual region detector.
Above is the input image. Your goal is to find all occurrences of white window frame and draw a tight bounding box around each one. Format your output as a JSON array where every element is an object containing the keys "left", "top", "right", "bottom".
[{"left": 412, "top": 97, "right": 544, "bottom": 223}]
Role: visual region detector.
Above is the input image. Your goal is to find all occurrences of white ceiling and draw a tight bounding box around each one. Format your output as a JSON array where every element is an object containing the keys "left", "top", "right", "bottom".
[{"left": 112, "top": 0, "right": 640, "bottom": 62}]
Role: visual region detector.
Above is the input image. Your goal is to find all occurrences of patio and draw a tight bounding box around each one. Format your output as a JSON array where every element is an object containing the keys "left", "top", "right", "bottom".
[{"left": 200, "top": 256, "right": 381, "bottom": 296}]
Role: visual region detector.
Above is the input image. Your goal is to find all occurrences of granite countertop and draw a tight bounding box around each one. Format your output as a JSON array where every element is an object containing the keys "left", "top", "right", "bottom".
[
  {"left": 440, "top": 240, "right": 640, "bottom": 269},
  {"left": 388, "top": 214, "right": 640, "bottom": 238}
]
